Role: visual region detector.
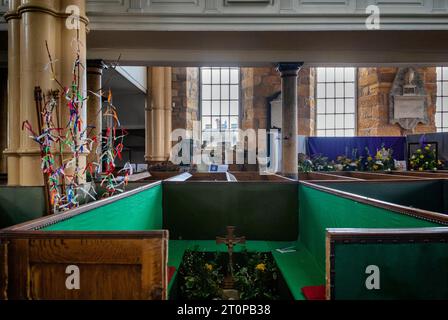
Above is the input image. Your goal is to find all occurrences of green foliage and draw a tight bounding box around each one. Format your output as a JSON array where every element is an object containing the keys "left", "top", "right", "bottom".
[
  {"left": 234, "top": 251, "right": 280, "bottom": 300},
  {"left": 409, "top": 144, "right": 444, "bottom": 171},
  {"left": 178, "top": 249, "right": 223, "bottom": 300},
  {"left": 178, "top": 250, "right": 280, "bottom": 300}
]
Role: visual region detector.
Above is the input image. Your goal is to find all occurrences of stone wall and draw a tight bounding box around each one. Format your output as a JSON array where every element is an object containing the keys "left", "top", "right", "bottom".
[
  {"left": 357, "top": 67, "right": 436, "bottom": 136},
  {"left": 172, "top": 67, "right": 199, "bottom": 132},
  {"left": 241, "top": 66, "right": 315, "bottom": 135}
]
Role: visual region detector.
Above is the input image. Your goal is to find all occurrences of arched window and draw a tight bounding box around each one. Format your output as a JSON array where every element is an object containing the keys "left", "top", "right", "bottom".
[{"left": 316, "top": 67, "right": 356, "bottom": 137}]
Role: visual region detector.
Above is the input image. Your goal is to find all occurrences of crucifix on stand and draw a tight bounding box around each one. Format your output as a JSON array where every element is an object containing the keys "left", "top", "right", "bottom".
[{"left": 216, "top": 226, "right": 246, "bottom": 289}]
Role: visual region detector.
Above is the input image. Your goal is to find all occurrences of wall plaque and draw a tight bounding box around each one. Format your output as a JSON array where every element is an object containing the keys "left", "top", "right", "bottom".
[{"left": 389, "top": 67, "right": 428, "bottom": 131}]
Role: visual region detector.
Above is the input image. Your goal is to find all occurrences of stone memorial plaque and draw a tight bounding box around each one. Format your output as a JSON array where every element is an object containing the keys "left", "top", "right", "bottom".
[{"left": 393, "top": 96, "right": 425, "bottom": 119}]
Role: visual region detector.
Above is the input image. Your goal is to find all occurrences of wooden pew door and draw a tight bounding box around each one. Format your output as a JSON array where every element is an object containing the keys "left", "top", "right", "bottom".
[{"left": 0, "top": 231, "right": 168, "bottom": 300}]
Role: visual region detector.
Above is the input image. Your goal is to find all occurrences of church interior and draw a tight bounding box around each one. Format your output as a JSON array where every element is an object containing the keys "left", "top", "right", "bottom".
[{"left": 0, "top": 0, "right": 448, "bottom": 301}]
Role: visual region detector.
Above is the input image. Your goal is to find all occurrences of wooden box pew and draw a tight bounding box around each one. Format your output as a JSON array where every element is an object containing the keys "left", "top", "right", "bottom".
[
  {"left": 293, "top": 181, "right": 448, "bottom": 300},
  {"left": 230, "top": 171, "right": 296, "bottom": 182},
  {"left": 0, "top": 182, "right": 168, "bottom": 300},
  {"left": 297, "top": 172, "right": 363, "bottom": 181},
  {"left": 382, "top": 171, "right": 448, "bottom": 179},
  {"left": 322, "top": 171, "right": 428, "bottom": 181},
  {"left": 327, "top": 228, "right": 448, "bottom": 299}
]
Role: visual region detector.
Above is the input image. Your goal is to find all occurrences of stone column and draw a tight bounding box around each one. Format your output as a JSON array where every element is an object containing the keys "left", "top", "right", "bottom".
[
  {"left": 4, "top": 0, "right": 21, "bottom": 185},
  {"left": 4, "top": 0, "right": 88, "bottom": 186},
  {"left": 277, "top": 63, "right": 303, "bottom": 180},
  {"left": 0, "top": 68, "right": 7, "bottom": 175},
  {"left": 87, "top": 60, "right": 105, "bottom": 168},
  {"left": 145, "top": 67, "right": 172, "bottom": 163},
  {"left": 164, "top": 67, "right": 173, "bottom": 159}
]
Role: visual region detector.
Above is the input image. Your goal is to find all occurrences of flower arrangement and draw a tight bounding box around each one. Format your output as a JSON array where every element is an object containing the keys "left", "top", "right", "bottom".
[
  {"left": 361, "top": 146, "right": 396, "bottom": 172},
  {"left": 409, "top": 144, "right": 444, "bottom": 171},
  {"left": 335, "top": 155, "right": 360, "bottom": 171},
  {"left": 298, "top": 154, "right": 334, "bottom": 173}
]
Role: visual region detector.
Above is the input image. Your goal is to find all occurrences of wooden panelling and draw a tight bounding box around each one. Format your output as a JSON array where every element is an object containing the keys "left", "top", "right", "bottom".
[{"left": 1, "top": 231, "right": 168, "bottom": 300}]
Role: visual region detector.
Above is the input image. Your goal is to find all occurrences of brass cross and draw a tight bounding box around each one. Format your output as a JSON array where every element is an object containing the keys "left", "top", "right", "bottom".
[{"left": 216, "top": 226, "right": 246, "bottom": 277}]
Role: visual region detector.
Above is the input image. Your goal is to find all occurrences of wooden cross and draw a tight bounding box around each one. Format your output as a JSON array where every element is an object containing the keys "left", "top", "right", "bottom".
[{"left": 216, "top": 226, "right": 246, "bottom": 278}]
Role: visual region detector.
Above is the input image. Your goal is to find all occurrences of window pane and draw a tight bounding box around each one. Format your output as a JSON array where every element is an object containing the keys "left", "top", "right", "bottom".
[
  {"left": 317, "top": 99, "right": 325, "bottom": 114},
  {"left": 202, "top": 85, "right": 211, "bottom": 100},
  {"left": 317, "top": 84, "right": 326, "bottom": 98},
  {"left": 212, "top": 69, "right": 220, "bottom": 84},
  {"left": 336, "top": 99, "right": 344, "bottom": 113},
  {"left": 230, "top": 69, "right": 239, "bottom": 84},
  {"left": 202, "top": 69, "right": 211, "bottom": 84},
  {"left": 443, "top": 97, "right": 448, "bottom": 112},
  {"left": 345, "top": 114, "right": 355, "bottom": 128},
  {"left": 345, "top": 83, "right": 355, "bottom": 98},
  {"left": 443, "top": 82, "right": 448, "bottom": 96},
  {"left": 345, "top": 68, "right": 355, "bottom": 82},
  {"left": 212, "top": 85, "right": 220, "bottom": 100},
  {"left": 316, "top": 130, "right": 325, "bottom": 136},
  {"left": 202, "top": 117, "right": 211, "bottom": 130},
  {"left": 335, "top": 114, "right": 344, "bottom": 129},
  {"left": 345, "top": 129, "right": 355, "bottom": 136},
  {"left": 326, "top": 114, "right": 335, "bottom": 129},
  {"left": 335, "top": 129, "right": 344, "bottom": 136},
  {"left": 436, "top": 67, "right": 442, "bottom": 81},
  {"left": 317, "top": 115, "right": 325, "bottom": 129},
  {"left": 327, "top": 99, "right": 335, "bottom": 114},
  {"left": 326, "top": 68, "right": 335, "bottom": 82},
  {"left": 212, "top": 101, "right": 220, "bottom": 115},
  {"left": 326, "top": 83, "right": 335, "bottom": 98},
  {"left": 230, "top": 85, "right": 239, "bottom": 100},
  {"left": 317, "top": 68, "right": 326, "bottom": 82},
  {"left": 444, "top": 67, "right": 448, "bottom": 80},
  {"left": 221, "top": 68, "right": 230, "bottom": 84},
  {"left": 212, "top": 117, "right": 220, "bottom": 130},
  {"left": 230, "top": 101, "right": 239, "bottom": 115},
  {"left": 336, "top": 83, "right": 344, "bottom": 97},
  {"left": 221, "top": 101, "right": 229, "bottom": 115},
  {"left": 202, "top": 101, "right": 211, "bottom": 115},
  {"left": 326, "top": 130, "right": 335, "bottom": 137},
  {"left": 230, "top": 116, "right": 239, "bottom": 130},
  {"left": 345, "top": 98, "right": 355, "bottom": 113},
  {"left": 221, "top": 117, "right": 229, "bottom": 130},
  {"left": 335, "top": 68, "right": 344, "bottom": 82},
  {"left": 221, "top": 85, "right": 229, "bottom": 99},
  {"left": 436, "top": 112, "right": 442, "bottom": 128}
]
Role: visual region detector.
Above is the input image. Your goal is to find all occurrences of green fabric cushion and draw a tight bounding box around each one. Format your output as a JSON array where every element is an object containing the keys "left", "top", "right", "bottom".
[{"left": 42, "top": 185, "right": 163, "bottom": 231}]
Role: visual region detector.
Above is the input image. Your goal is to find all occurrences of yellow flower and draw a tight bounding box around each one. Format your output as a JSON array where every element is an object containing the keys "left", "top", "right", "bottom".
[
  {"left": 255, "top": 263, "right": 266, "bottom": 272},
  {"left": 419, "top": 167, "right": 424, "bottom": 171},
  {"left": 425, "top": 146, "right": 430, "bottom": 151},
  {"left": 416, "top": 149, "right": 422, "bottom": 153},
  {"left": 367, "top": 156, "right": 373, "bottom": 161},
  {"left": 373, "top": 165, "right": 378, "bottom": 170},
  {"left": 205, "top": 263, "right": 213, "bottom": 271},
  {"left": 420, "top": 155, "right": 424, "bottom": 159}
]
